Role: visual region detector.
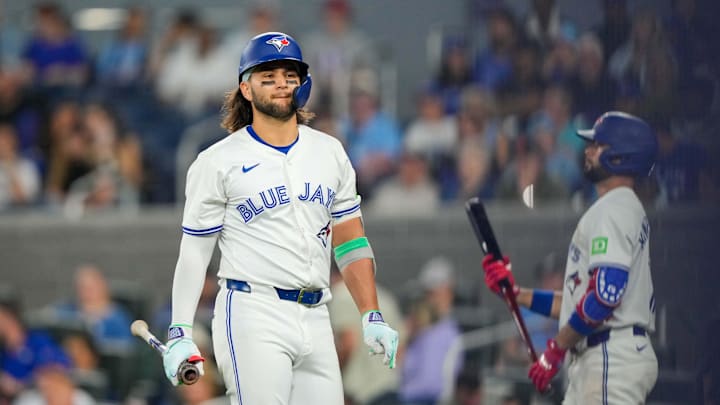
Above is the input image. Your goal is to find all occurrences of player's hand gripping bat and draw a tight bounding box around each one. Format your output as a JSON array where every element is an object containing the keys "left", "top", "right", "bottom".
[
  {"left": 465, "top": 197, "right": 539, "bottom": 363},
  {"left": 130, "top": 320, "right": 201, "bottom": 385}
]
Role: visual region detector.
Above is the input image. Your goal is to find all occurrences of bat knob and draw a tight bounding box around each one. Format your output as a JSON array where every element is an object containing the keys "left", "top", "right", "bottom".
[{"left": 178, "top": 361, "right": 200, "bottom": 385}]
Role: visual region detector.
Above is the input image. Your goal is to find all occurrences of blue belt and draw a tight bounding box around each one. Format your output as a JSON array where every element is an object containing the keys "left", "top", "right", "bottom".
[
  {"left": 226, "top": 279, "right": 324, "bottom": 306},
  {"left": 586, "top": 325, "right": 646, "bottom": 348}
]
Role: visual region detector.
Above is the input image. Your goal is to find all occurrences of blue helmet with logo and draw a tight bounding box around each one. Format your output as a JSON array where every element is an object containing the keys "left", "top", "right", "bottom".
[
  {"left": 238, "top": 32, "right": 312, "bottom": 108},
  {"left": 576, "top": 111, "right": 658, "bottom": 177}
]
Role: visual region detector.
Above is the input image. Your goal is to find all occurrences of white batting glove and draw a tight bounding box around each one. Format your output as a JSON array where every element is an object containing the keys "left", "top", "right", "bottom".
[
  {"left": 361, "top": 311, "right": 399, "bottom": 369},
  {"left": 163, "top": 325, "right": 205, "bottom": 386}
]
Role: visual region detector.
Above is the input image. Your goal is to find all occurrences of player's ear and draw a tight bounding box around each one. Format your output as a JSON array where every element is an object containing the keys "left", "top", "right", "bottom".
[{"left": 239, "top": 81, "right": 252, "bottom": 102}]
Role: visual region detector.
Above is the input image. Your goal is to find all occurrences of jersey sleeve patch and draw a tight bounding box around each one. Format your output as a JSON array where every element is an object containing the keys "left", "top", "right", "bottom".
[
  {"left": 594, "top": 266, "right": 628, "bottom": 307},
  {"left": 591, "top": 236, "right": 608, "bottom": 255}
]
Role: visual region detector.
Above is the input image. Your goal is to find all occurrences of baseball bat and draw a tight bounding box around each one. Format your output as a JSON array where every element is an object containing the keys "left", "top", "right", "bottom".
[
  {"left": 130, "top": 320, "right": 201, "bottom": 385},
  {"left": 464, "top": 197, "right": 539, "bottom": 363}
]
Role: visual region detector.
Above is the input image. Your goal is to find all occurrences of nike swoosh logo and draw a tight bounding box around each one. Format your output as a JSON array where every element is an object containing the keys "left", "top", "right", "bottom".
[
  {"left": 242, "top": 163, "right": 260, "bottom": 173},
  {"left": 636, "top": 344, "right": 648, "bottom": 352}
]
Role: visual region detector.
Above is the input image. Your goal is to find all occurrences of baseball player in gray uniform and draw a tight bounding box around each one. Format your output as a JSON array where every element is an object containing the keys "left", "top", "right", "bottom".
[
  {"left": 161, "top": 32, "right": 399, "bottom": 405},
  {"left": 482, "top": 111, "right": 659, "bottom": 404}
]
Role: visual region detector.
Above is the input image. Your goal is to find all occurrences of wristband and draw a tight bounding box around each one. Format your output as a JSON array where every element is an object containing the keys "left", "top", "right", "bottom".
[{"left": 529, "top": 290, "right": 554, "bottom": 316}]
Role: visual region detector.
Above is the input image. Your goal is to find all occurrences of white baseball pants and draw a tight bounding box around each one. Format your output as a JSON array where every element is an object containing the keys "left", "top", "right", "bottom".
[{"left": 212, "top": 281, "right": 344, "bottom": 405}]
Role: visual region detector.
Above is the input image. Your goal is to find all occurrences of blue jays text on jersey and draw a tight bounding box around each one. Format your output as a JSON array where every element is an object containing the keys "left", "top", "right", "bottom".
[{"left": 236, "top": 182, "right": 337, "bottom": 223}]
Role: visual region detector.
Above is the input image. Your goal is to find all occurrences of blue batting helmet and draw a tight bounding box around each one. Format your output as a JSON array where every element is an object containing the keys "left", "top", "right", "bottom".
[
  {"left": 238, "top": 32, "right": 312, "bottom": 108},
  {"left": 577, "top": 111, "right": 658, "bottom": 177}
]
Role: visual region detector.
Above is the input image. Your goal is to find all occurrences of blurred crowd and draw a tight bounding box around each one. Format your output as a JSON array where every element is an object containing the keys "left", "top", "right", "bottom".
[
  {"left": 1, "top": 0, "right": 719, "bottom": 404},
  {"left": 0, "top": 0, "right": 718, "bottom": 217}
]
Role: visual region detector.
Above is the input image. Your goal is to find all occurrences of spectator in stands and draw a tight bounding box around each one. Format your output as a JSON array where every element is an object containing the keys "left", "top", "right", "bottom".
[
  {"left": 593, "top": 0, "right": 631, "bottom": 60},
  {"left": 569, "top": 33, "right": 616, "bottom": 124},
  {"left": 63, "top": 103, "right": 141, "bottom": 214},
  {"left": 51, "top": 264, "right": 134, "bottom": 354},
  {"left": 95, "top": 7, "right": 150, "bottom": 89},
  {"left": 43, "top": 100, "right": 92, "bottom": 206},
  {"left": 0, "top": 123, "right": 41, "bottom": 210},
  {"left": 450, "top": 369, "right": 483, "bottom": 405},
  {"left": 218, "top": 0, "right": 281, "bottom": 91},
  {"left": 439, "top": 86, "right": 506, "bottom": 201},
  {"left": 21, "top": 3, "right": 90, "bottom": 90},
  {"left": 608, "top": 9, "right": 669, "bottom": 89},
  {"left": 540, "top": 27, "right": 577, "bottom": 85},
  {"left": 454, "top": 140, "right": 494, "bottom": 201},
  {"left": 367, "top": 151, "right": 440, "bottom": 218},
  {"left": 473, "top": 7, "right": 519, "bottom": 92},
  {"left": 0, "top": 70, "right": 44, "bottom": 165},
  {"left": 526, "top": 85, "right": 584, "bottom": 193},
  {"left": 148, "top": 9, "right": 200, "bottom": 78},
  {"left": 11, "top": 358, "right": 96, "bottom": 405},
  {"left": 495, "top": 43, "right": 545, "bottom": 133},
  {"left": 0, "top": 302, "right": 71, "bottom": 402},
  {"left": 457, "top": 86, "right": 508, "bottom": 172},
  {"left": 496, "top": 142, "right": 568, "bottom": 202},
  {"left": 674, "top": 74, "right": 719, "bottom": 149},
  {"left": 328, "top": 265, "right": 404, "bottom": 405},
  {"left": 155, "top": 23, "right": 229, "bottom": 119},
  {"left": 302, "top": 0, "right": 378, "bottom": 117},
  {"left": 403, "top": 84, "right": 458, "bottom": 171},
  {"left": 664, "top": 0, "right": 715, "bottom": 81},
  {"left": 636, "top": 30, "right": 678, "bottom": 119},
  {"left": 427, "top": 36, "right": 474, "bottom": 115},
  {"left": 0, "top": 7, "right": 26, "bottom": 77},
  {"left": 339, "top": 69, "right": 402, "bottom": 198},
  {"left": 400, "top": 257, "right": 462, "bottom": 405},
  {"left": 523, "top": 0, "right": 577, "bottom": 55},
  {"left": 652, "top": 116, "right": 717, "bottom": 206},
  {"left": 60, "top": 330, "right": 108, "bottom": 400}
]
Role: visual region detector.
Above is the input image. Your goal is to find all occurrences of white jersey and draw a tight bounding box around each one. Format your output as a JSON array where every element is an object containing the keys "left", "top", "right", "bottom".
[
  {"left": 559, "top": 187, "right": 656, "bottom": 335},
  {"left": 181, "top": 125, "right": 362, "bottom": 289}
]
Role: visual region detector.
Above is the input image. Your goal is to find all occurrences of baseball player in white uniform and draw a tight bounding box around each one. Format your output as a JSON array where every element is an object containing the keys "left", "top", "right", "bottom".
[
  {"left": 161, "top": 32, "right": 399, "bottom": 405},
  {"left": 482, "top": 111, "right": 659, "bottom": 404}
]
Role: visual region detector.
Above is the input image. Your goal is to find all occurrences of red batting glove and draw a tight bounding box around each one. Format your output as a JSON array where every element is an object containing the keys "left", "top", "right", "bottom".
[
  {"left": 481, "top": 254, "right": 515, "bottom": 295},
  {"left": 528, "top": 339, "right": 566, "bottom": 392}
]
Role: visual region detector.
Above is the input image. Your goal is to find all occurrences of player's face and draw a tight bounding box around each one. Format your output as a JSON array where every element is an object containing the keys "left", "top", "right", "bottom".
[
  {"left": 583, "top": 141, "right": 612, "bottom": 183},
  {"left": 249, "top": 62, "right": 301, "bottom": 121}
]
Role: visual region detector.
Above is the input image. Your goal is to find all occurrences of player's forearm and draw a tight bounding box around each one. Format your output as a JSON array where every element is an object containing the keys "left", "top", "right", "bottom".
[
  {"left": 516, "top": 288, "right": 562, "bottom": 319},
  {"left": 554, "top": 323, "right": 585, "bottom": 350},
  {"left": 170, "top": 233, "right": 218, "bottom": 329},
  {"left": 340, "top": 259, "right": 380, "bottom": 314}
]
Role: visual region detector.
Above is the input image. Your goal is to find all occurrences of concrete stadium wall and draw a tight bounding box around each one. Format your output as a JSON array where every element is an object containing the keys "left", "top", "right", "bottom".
[{"left": 0, "top": 202, "right": 716, "bottom": 375}]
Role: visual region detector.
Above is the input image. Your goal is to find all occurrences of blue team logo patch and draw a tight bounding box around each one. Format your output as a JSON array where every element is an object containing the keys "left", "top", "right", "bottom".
[
  {"left": 266, "top": 35, "right": 290, "bottom": 51},
  {"left": 566, "top": 271, "right": 581, "bottom": 295},
  {"left": 168, "top": 326, "right": 185, "bottom": 340},
  {"left": 368, "top": 312, "right": 385, "bottom": 323},
  {"left": 316, "top": 221, "right": 331, "bottom": 248}
]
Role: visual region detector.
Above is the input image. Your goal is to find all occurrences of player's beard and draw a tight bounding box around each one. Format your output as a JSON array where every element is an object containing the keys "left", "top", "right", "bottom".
[
  {"left": 252, "top": 91, "right": 295, "bottom": 121},
  {"left": 583, "top": 159, "right": 612, "bottom": 183}
]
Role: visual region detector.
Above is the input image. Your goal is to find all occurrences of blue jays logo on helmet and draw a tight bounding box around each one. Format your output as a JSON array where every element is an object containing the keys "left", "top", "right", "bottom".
[{"left": 266, "top": 35, "right": 291, "bottom": 52}]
